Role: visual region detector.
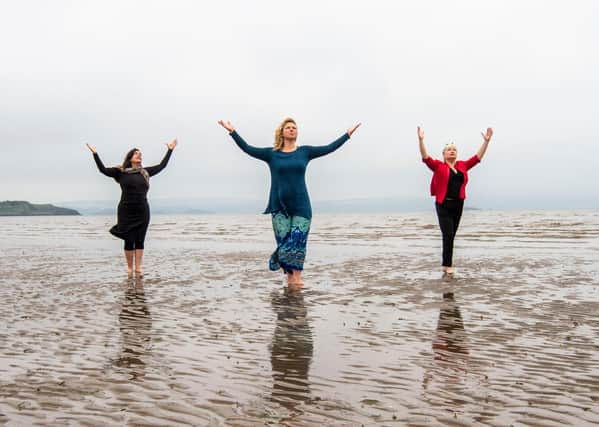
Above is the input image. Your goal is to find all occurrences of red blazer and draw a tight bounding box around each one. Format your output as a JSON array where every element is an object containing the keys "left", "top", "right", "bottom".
[{"left": 423, "top": 155, "right": 480, "bottom": 204}]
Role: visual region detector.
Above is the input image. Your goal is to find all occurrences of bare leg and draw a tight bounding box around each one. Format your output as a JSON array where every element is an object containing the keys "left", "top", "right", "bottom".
[
  {"left": 134, "top": 249, "right": 144, "bottom": 275},
  {"left": 442, "top": 266, "right": 455, "bottom": 276},
  {"left": 124, "top": 250, "right": 134, "bottom": 275},
  {"left": 290, "top": 270, "right": 304, "bottom": 287}
]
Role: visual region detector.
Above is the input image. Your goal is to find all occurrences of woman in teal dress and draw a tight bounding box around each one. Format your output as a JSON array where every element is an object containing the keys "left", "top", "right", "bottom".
[{"left": 218, "top": 118, "right": 360, "bottom": 287}]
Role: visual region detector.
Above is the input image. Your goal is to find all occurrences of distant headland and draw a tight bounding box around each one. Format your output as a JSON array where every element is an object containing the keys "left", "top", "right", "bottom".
[{"left": 0, "top": 201, "right": 81, "bottom": 216}]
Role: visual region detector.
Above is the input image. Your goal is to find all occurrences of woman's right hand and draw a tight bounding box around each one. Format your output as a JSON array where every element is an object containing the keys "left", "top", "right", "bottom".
[
  {"left": 166, "top": 138, "right": 178, "bottom": 150},
  {"left": 417, "top": 126, "right": 428, "bottom": 159},
  {"left": 218, "top": 120, "right": 235, "bottom": 133},
  {"left": 85, "top": 143, "right": 97, "bottom": 154}
]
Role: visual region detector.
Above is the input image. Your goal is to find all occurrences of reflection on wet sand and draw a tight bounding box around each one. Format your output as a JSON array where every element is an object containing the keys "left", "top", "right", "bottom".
[
  {"left": 423, "top": 291, "right": 470, "bottom": 404},
  {"left": 113, "top": 277, "right": 152, "bottom": 381},
  {"left": 1, "top": 211, "right": 598, "bottom": 425},
  {"left": 270, "top": 287, "right": 313, "bottom": 416}
]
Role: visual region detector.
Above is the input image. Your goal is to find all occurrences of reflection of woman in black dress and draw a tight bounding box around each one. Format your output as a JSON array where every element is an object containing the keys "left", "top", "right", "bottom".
[
  {"left": 86, "top": 140, "right": 177, "bottom": 275},
  {"left": 270, "top": 288, "right": 313, "bottom": 415},
  {"left": 114, "top": 278, "right": 152, "bottom": 381}
]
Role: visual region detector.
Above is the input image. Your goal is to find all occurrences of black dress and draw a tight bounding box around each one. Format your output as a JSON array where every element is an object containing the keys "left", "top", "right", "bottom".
[{"left": 92, "top": 149, "right": 173, "bottom": 246}]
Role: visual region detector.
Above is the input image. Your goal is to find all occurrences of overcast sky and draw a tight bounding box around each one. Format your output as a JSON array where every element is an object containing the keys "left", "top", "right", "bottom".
[{"left": 1, "top": 0, "right": 597, "bottom": 209}]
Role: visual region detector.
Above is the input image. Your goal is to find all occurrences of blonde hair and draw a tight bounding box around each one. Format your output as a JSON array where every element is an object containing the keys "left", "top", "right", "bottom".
[
  {"left": 273, "top": 117, "right": 297, "bottom": 151},
  {"left": 442, "top": 143, "right": 457, "bottom": 155}
]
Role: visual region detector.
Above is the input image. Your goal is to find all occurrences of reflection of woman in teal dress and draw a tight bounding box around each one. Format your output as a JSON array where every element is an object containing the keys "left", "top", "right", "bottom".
[
  {"left": 218, "top": 118, "right": 360, "bottom": 286},
  {"left": 269, "top": 288, "right": 313, "bottom": 414}
]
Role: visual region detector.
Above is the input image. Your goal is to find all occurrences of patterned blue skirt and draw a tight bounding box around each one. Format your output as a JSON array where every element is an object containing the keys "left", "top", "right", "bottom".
[{"left": 269, "top": 213, "right": 311, "bottom": 273}]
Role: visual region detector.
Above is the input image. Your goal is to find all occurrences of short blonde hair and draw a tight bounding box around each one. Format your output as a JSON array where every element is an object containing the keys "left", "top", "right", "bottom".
[
  {"left": 273, "top": 117, "right": 296, "bottom": 151},
  {"left": 442, "top": 143, "right": 457, "bottom": 155}
]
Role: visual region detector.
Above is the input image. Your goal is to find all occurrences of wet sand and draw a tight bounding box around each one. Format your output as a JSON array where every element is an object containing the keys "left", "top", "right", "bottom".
[{"left": 1, "top": 210, "right": 598, "bottom": 426}]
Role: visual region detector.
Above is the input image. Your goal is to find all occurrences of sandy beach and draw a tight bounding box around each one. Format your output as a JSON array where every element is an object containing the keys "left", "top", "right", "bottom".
[{"left": 1, "top": 210, "right": 598, "bottom": 426}]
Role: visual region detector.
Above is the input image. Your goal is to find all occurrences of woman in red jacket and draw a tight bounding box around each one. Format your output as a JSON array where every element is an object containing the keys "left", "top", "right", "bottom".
[{"left": 419, "top": 126, "right": 493, "bottom": 274}]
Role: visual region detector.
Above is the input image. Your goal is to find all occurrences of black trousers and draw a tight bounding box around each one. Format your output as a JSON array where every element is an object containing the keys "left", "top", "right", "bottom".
[
  {"left": 124, "top": 239, "right": 145, "bottom": 251},
  {"left": 435, "top": 199, "right": 464, "bottom": 267}
]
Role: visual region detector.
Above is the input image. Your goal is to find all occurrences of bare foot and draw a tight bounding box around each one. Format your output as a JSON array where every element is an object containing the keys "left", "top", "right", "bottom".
[
  {"left": 286, "top": 276, "right": 303, "bottom": 287},
  {"left": 289, "top": 270, "right": 304, "bottom": 287},
  {"left": 288, "top": 282, "right": 303, "bottom": 291},
  {"left": 135, "top": 270, "right": 144, "bottom": 277},
  {"left": 445, "top": 267, "right": 455, "bottom": 274},
  {"left": 127, "top": 269, "right": 133, "bottom": 277}
]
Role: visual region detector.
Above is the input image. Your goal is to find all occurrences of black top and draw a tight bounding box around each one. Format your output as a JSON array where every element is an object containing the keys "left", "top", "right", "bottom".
[
  {"left": 93, "top": 149, "right": 173, "bottom": 202},
  {"left": 445, "top": 168, "right": 464, "bottom": 201}
]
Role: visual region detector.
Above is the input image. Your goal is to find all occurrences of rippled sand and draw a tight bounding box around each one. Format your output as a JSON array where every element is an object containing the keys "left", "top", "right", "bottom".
[{"left": 1, "top": 210, "right": 598, "bottom": 426}]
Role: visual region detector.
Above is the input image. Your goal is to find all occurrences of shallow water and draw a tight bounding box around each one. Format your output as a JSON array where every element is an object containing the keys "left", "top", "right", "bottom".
[{"left": 1, "top": 210, "right": 598, "bottom": 426}]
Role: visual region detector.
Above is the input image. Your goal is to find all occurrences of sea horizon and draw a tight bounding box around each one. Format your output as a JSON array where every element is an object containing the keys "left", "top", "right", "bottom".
[{"left": 56, "top": 196, "right": 599, "bottom": 216}]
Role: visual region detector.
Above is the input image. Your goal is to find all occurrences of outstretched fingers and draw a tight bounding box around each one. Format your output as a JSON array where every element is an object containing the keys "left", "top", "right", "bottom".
[
  {"left": 218, "top": 120, "right": 235, "bottom": 133},
  {"left": 481, "top": 127, "right": 493, "bottom": 141},
  {"left": 85, "top": 143, "right": 97, "bottom": 154},
  {"left": 166, "top": 138, "right": 178, "bottom": 150},
  {"left": 348, "top": 122, "right": 361, "bottom": 137}
]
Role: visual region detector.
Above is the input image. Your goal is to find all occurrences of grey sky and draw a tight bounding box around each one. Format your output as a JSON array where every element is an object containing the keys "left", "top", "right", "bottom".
[{"left": 1, "top": 0, "right": 597, "bottom": 209}]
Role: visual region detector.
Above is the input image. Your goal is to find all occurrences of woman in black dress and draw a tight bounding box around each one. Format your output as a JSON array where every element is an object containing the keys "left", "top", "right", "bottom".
[{"left": 86, "top": 140, "right": 177, "bottom": 275}]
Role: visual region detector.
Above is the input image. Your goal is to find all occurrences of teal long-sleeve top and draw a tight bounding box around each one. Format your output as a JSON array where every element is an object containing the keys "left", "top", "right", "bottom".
[{"left": 229, "top": 130, "right": 351, "bottom": 219}]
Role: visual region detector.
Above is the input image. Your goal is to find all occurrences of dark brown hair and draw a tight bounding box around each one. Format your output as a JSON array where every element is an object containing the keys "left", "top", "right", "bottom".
[{"left": 120, "top": 148, "right": 140, "bottom": 170}]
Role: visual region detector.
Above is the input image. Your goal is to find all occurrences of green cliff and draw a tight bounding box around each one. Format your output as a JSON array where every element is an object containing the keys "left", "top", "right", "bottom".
[{"left": 0, "top": 201, "right": 81, "bottom": 216}]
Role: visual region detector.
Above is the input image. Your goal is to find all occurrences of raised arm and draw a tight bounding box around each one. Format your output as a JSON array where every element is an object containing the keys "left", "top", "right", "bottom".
[
  {"left": 86, "top": 143, "right": 120, "bottom": 178},
  {"left": 145, "top": 139, "right": 177, "bottom": 176},
  {"left": 305, "top": 122, "right": 360, "bottom": 160},
  {"left": 418, "top": 126, "right": 429, "bottom": 160},
  {"left": 418, "top": 128, "right": 443, "bottom": 171},
  {"left": 218, "top": 120, "right": 271, "bottom": 161},
  {"left": 476, "top": 128, "right": 493, "bottom": 160},
  {"left": 305, "top": 134, "right": 349, "bottom": 160}
]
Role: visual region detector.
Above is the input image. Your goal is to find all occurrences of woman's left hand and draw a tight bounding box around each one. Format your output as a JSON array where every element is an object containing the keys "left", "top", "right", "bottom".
[
  {"left": 481, "top": 128, "right": 493, "bottom": 142},
  {"left": 166, "top": 138, "right": 178, "bottom": 150},
  {"left": 347, "top": 122, "right": 362, "bottom": 137}
]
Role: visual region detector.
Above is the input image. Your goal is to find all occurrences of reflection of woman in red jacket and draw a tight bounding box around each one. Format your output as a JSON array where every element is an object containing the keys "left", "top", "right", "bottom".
[{"left": 419, "top": 127, "right": 493, "bottom": 274}]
